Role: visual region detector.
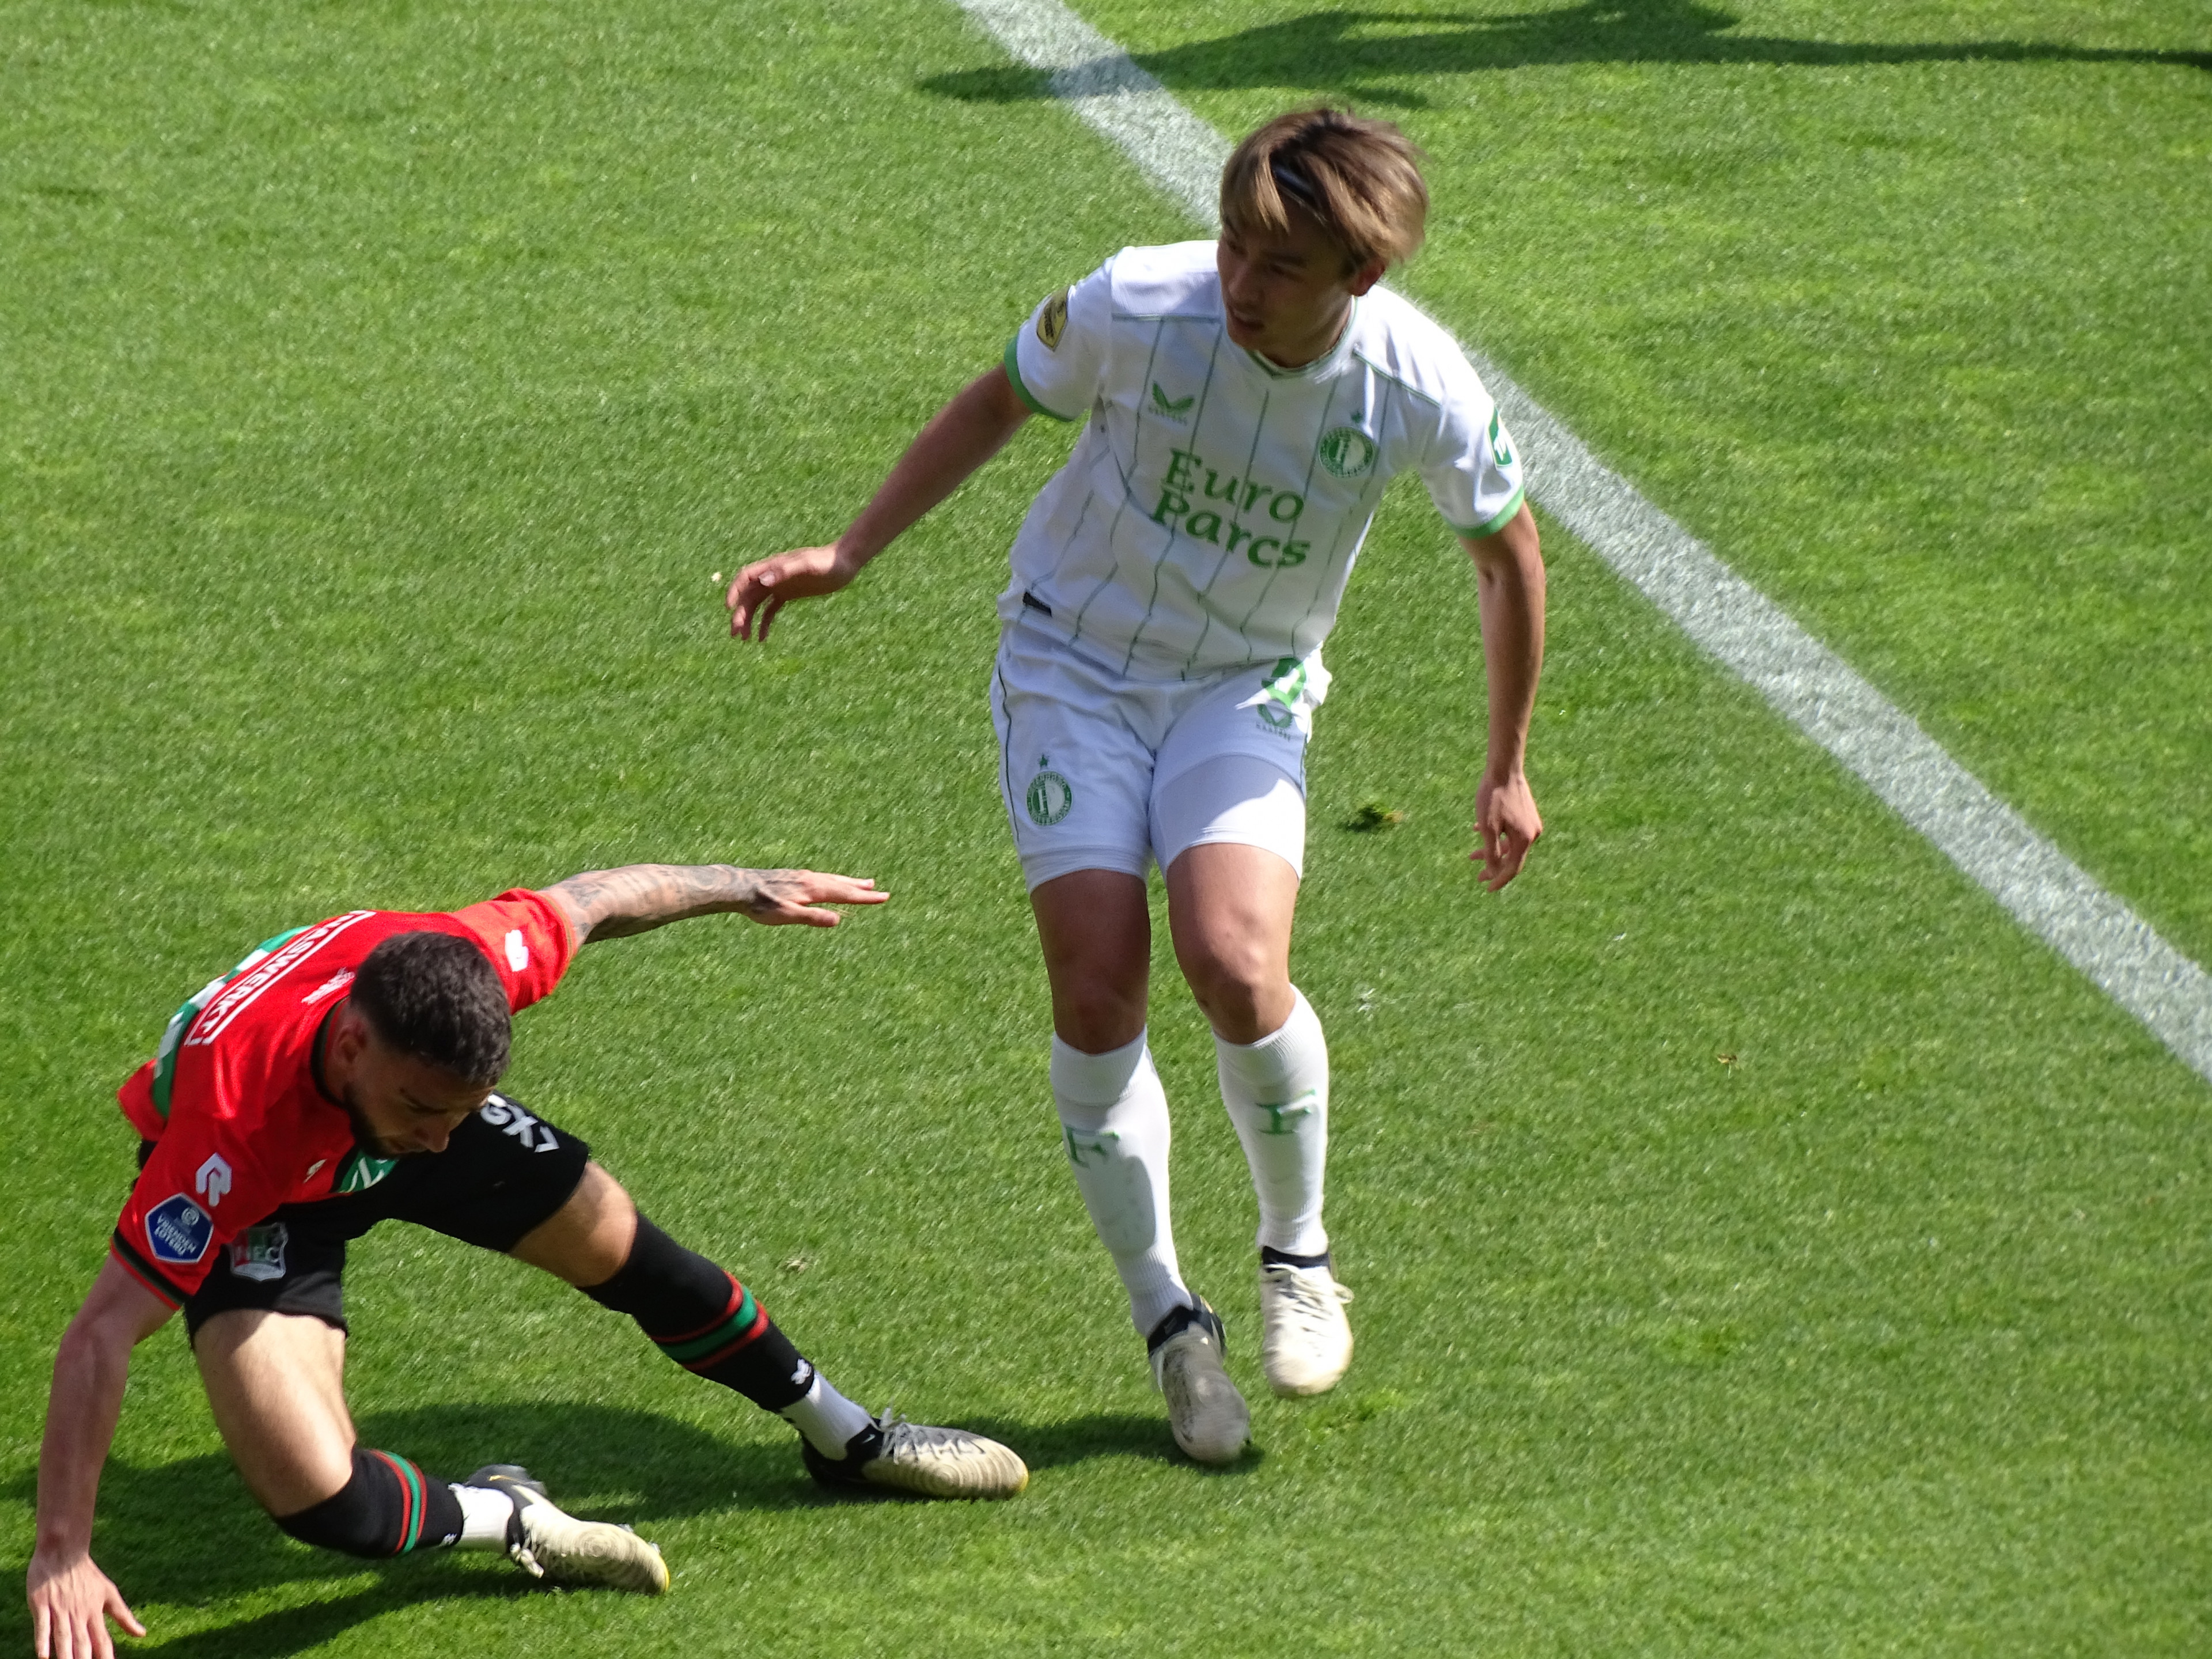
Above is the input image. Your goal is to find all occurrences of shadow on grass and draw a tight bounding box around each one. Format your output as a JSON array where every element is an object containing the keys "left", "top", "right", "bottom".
[
  {"left": 92, "top": 1578, "right": 533, "bottom": 1659},
  {"left": 961, "top": 1410, "right": 1267, "bottom": 1475},
  {"left": 1, "top": 1402, "right": 815, "bottom": 1652},
  {"left": 922, "top": 1, "right": 2211, "bottom": 108},
  {"left": 1, "top": 1407, "right": 1259, "bottom": 1654}
]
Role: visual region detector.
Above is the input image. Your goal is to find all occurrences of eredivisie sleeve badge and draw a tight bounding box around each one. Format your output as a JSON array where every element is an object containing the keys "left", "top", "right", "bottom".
[{"left": 1036, "top": 288, "right": 1069, "bottom": 351}]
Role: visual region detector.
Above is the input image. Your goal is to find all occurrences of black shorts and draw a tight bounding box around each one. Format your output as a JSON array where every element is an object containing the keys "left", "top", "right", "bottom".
[{"left": 152, "top": 1092, "right": 592, "bottom": 1343}]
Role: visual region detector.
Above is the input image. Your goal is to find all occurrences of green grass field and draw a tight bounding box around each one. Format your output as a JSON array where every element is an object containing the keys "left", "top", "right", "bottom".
[{"left": 5, "top": 0, "right": 2208, "bottom": 1652}]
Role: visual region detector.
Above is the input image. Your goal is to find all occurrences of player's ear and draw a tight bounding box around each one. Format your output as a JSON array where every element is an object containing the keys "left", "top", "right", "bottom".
[
  {"left": 327, "top": 999, "right": 372, "bottom": 1064},
  {"left": 1346, "top": 257, "right": 1387, "bottom": 298}
]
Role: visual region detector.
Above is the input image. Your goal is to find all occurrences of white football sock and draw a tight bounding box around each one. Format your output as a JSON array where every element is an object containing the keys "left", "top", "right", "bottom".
[
  {"left": 779, "top": 1370, "right": 874, "bottom": 1457},
  {"left": 1216, "top": 987, "right": 1330, "bottom": 1258},
  {"left": 1052, "top": 1031, "right": 1192, "bottom": 1336},
  {"left": 452, "top": 1482, "right": 517, "bottom": 1551}
]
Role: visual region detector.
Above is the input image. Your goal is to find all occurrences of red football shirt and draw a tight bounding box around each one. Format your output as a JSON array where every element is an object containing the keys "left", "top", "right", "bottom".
[{"left": 110, "top": 889, "right": 576, "bottom": 1308}]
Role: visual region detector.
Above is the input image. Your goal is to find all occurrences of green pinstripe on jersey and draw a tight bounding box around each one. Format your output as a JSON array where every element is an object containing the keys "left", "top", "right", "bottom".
[{"left": 1002, "top": 244, "right": 1525, "bottom": 681}]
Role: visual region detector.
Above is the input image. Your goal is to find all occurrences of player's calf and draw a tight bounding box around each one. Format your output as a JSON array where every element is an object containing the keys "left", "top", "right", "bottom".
[{"left": 581, "top": 1213, "right": 1027, "bottom": 1498}]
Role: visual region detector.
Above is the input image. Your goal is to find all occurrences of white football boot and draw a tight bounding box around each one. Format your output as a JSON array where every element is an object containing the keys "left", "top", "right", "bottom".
[
  {"left": 465, "top": 1465, "right": 671, "bottom": 1593},
  {"left": 1257, "top": 1258, "right": 1354, "bottom": 1397},
  {"left": 801, "top": 1410, "right": 1029, "bottom": 1499},
  {"left": 1148, "top": 1300, "right": 1249, "bottom": 1464}
]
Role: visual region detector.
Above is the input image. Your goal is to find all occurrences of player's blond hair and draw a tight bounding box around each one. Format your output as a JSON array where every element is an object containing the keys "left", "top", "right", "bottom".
[{"left": 1219, "top": 108, "right": 1429, "bottom": 272}]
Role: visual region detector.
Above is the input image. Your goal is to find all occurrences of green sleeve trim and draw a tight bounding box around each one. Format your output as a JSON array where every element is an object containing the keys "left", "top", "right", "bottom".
[
  {"left": 1453, "top": 484, "right": 1527, "bottom": 542},
  {"left": 1002, "top": 334, "right": 1076, "bottom": 422},
  {"left": 149, "top": 925, "right": 313, "bottom": 1118}
]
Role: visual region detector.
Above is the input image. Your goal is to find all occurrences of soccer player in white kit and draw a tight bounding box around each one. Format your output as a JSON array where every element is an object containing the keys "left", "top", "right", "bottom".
[{"left": 726, "top": 109, "right": 1545, "bottom": 1464}]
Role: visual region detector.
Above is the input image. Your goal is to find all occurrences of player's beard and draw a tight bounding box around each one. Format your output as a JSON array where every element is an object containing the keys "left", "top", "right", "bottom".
[{"left": 339, "top": 1085, "right": 420, "bottom": 1159}]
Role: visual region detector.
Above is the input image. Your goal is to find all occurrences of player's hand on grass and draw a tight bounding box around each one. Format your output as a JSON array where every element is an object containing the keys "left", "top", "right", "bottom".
[
  {"left": 727, "top": 544, "right": 858, "bottom": 642},
  {"left": 28, "top": 1550, "right": 144, "bottom": 1659},
  {"left": 740, "top": 869, "right": 889, "bottom": 927},
  {"left": 1474, "top": 771, "right": 1541, "bottom": 891}
]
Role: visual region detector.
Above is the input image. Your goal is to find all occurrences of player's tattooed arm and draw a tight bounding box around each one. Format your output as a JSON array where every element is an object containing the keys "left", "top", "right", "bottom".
[{"left": 540, "top": 864, "right": 889, "bottom": 949}]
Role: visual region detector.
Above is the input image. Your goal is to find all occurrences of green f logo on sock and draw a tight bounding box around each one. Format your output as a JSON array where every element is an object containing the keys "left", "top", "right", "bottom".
[{"left": 1255, "top": 1091, "right": 1318, "bottom": 1136}]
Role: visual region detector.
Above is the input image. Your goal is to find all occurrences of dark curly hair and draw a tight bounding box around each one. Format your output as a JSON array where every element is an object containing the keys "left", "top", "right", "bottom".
[{"left": 350, "top": 931, "right": 511, "bottom": 1085}]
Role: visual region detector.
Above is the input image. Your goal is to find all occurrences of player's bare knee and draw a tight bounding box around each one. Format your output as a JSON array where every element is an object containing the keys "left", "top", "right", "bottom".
[
  {"left": 1052, "top": 983, "right": 1148, "bottom": 1053},
  {"left": 512, "top": 1161, "right": 638, "bottom": 1287},
  {"left": 1181, "top": 956, "right": 1286, "bottom": 1045}
]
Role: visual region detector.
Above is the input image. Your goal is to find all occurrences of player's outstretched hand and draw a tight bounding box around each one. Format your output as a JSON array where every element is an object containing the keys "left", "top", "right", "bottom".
[
  {"left": 28, "top": 1550, "right": 145, "bottom": 1659},
  {"left": 727, "top": 544, "right": 857, "bottom": 642},
  {"left": 1473, "top": 772, "right": 1542, "bottom": 892},
  {"left": 740, "top": 870, "right": 890, "bottom": 927}
]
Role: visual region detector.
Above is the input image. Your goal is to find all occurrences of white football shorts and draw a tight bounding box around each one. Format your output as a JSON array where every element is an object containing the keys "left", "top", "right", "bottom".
[{"left": 990, "top": 616, "right": 1330, "bottom": 890}]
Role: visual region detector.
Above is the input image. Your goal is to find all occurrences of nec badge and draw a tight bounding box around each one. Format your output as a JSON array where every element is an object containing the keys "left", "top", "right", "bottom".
[
  {"left": 228, "top": 1222, "right": 289, "bottom": 1283},
  {"left": 1035, "top": 288, "right": 1069, "bottom": 351},
  {"left": 145, "top": 1194, "right": 214, "bottom": 1265}
]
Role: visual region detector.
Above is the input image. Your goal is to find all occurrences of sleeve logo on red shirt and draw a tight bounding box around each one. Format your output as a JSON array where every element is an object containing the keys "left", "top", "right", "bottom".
[
  {"left": 196, "top": 1155, "right": 233, "bottom": 1208},
  {"left": 146, "top": 1195, "right": 215, "bottom": 1264},
  {"left": 504, "top": 930, "right": 529, "bottom": 972}
]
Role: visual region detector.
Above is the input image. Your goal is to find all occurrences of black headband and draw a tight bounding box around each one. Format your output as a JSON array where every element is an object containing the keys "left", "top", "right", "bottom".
[{"left": 1270, "top": 157, "right": 1319, "bottom": 210}]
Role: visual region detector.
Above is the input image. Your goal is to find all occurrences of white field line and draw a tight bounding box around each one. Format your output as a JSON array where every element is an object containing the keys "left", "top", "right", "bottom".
[{"left": 948, "top": 0, "right": 2212, "bottom": 1089}]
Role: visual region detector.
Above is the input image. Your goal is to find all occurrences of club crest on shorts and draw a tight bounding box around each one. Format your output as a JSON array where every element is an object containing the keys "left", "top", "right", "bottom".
[
  {"left": 228, "top": 1222, "right": 290, "bottom": 1283},
  {"left": 1317, "top": 424, "right": 1377, "bottom": 478},
  {"left": 1025, "top": 762, "right": 1074, "bottom": 826},
  {"left": 145, "top": 1194, "right": 214, "bottom": 1264},
  {"left": 1244, "top": 656, "right": 1309, "bottom": 734},
  {"left": 1036, "top": 288, "right": 1069, "bottom": 351}
]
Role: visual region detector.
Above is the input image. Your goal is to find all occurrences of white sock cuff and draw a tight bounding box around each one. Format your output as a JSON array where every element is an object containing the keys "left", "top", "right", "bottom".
[
  {"left": 1216, "top": 988, "right": 1324, "bottom": 1085},
  {"left": 779, "top": 1372, "right": 873, "bottom": 1458},
  {"left": 452, "top": 1482, "right": 516, "bottom": 1551},
  {"left": 1051, "top": 1030, "right": 1152, "bottom": 1112}
]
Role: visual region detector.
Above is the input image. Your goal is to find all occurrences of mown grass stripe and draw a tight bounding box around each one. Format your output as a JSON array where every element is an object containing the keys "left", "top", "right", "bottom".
[{"left": 946, "top": 0, "right": 2212, "bottom": 1088}]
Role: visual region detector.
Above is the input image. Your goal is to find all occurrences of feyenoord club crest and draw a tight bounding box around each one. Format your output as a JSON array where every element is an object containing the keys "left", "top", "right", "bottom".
[
  {"left": 1026, "top": 766, "right": 1074, "bottom": 826},
  {"left": 1317, "top": 425, "right": 1378, "bottom": 478}
]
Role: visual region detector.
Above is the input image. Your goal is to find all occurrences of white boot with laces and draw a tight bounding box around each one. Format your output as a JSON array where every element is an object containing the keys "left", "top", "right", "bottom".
[{"left": 1257, "top": 1257, "right": 1353, "bottom": 1397}]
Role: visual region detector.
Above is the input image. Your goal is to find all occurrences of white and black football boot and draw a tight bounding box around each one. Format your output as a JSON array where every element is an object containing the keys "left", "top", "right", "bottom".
[
  {"left": 463, "top": 1464, "right": 671, "bottom": 1593},
  {"left": 800, "top": 1410, "right": 1029, "bottom": 1499}
]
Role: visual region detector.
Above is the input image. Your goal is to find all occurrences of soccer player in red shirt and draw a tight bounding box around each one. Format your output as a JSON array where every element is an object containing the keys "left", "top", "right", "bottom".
[{"left": 29, "top": 861, "right": 1028, "bottom": 1659}]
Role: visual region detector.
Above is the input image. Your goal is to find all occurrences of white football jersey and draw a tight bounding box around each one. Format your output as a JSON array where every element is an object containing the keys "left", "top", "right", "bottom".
[{"left": 1001, "top": 240, "right": 1524, "bottom": 682}]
